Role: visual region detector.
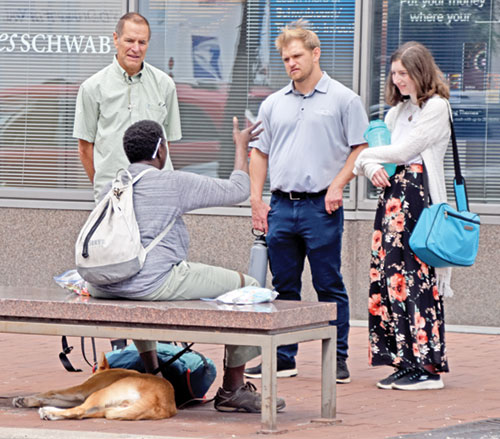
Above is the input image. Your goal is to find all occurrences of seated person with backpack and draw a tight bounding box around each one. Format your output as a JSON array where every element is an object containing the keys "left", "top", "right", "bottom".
[{"left": 87, "top": 118, "right": 285, "bottom": 413}]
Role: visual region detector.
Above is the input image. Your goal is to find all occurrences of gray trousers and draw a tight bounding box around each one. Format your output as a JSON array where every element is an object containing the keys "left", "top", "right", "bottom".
[{"left": 90, "top": 261, "right": 260, "bottom": 368}]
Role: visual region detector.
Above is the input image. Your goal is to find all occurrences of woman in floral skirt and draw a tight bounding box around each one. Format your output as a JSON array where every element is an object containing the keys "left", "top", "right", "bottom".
[{"left": 354, "top": 42, "right": 453, "bottom": 390}]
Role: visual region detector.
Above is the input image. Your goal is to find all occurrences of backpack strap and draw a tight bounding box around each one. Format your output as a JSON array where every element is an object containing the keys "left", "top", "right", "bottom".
[
  {"left": 116, "top": 167, "right": 176, "bottom": 253},
  {"left": 60, "top": 336, "right": 127, "bottom": 373},
  {"left": 144, "top": 219, "right": 176, "bottom": 253},
  {"left": 112, "top": 167, "right": 153, "bottom": 190},
  {"left": 132, "top": 167, "right": 154, "bottom": 183},
  {"left": 152, "top": 343, "right": 194, "bottom": 375},
  {"left": 59, "top": 336, "right": 98, "bottom": 373},
  {"left": 59, "top": 336, "right": 82, "bottom": 372},
  {"left": 81, "top": 337, "right": 98, "bottom": 372},
  {"left": 152, "top": 343, "right": 215, "bottom": 408}
]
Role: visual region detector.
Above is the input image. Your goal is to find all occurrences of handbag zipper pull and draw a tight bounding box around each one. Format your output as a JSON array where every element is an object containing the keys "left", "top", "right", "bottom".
[{"left": 444, "top": 211, "right": 448, "bottom": 219}]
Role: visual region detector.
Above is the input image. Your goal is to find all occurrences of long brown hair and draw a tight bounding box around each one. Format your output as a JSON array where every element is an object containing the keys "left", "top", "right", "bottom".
[{"left": 385, "top": 41, "right": 449, "bottom": 107}]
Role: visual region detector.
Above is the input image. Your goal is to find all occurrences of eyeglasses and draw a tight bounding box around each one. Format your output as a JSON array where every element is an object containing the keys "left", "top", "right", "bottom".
[{"left": 152, "top": 137, "right": 163, "bottom": 159}]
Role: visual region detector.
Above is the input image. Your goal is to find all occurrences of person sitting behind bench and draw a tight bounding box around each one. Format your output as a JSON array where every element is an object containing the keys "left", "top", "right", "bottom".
[{"left": 88, "top": 118, "right": 285, "bottom": 413}]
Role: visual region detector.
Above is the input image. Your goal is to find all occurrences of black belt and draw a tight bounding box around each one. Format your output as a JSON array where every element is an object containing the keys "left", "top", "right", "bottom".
[{"left": 273, "top": 189, "right": 327, "bottom": 200}]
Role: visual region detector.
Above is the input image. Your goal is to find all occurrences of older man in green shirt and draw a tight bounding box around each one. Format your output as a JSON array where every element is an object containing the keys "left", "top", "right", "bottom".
[{"left": 73, "top": 12, "right": 182, "bottom": 200}]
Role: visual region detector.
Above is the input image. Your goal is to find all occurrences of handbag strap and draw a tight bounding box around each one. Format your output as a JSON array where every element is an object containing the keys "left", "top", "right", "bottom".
[
  {"left": 422, "top": 166, "right": 431, "bottom": 209},
  {"left": 448, "top": 106, "right": 470, "bottom": 212},
  {"left": 422, "top": 103, "right": 469, "bottom": 212}
]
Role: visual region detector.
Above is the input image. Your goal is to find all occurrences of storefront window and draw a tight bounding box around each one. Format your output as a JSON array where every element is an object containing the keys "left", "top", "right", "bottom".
[
  {"left": 3, "top": 0, "right": 499, "bottom": 211},
  {"left": 0, "top": 1, "right": 123, "bottom": 202},
  {"left": 368, "top": 0, "right": 500, "bottom": 205}
]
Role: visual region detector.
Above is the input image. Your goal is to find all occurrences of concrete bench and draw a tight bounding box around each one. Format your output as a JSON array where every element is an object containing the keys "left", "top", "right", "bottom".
[{"left": 0, "top": 285, "right": 337, "bottom": 432}]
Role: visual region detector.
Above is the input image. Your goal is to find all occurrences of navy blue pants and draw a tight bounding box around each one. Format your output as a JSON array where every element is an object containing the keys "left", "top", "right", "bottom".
[{"left": 267, "top": 193, "right": 350, "bottom": 366}]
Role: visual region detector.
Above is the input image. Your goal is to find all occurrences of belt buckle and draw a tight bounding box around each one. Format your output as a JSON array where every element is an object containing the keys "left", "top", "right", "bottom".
[{"left": 289, "top": 192, "right": 301, "bottom": 200}]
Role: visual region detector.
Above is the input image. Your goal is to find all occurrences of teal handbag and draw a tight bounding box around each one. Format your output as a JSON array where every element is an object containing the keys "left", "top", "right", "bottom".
[{"left": 409, "top": 114, "right": 480, "bottom": 268}]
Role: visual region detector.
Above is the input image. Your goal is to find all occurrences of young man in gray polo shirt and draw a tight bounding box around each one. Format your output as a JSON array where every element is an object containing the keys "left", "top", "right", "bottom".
[
  {"left": 247, "top": 21, "right": 369, "bottom": 383},
  {"left": 73, "top": 12, "right": 182, "bottom": 200}
]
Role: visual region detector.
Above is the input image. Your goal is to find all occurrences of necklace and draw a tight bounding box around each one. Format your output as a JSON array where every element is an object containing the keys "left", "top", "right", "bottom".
[
  {"left": 408, "top": 100, "right": 419, "bottom": 122},
  {"left": 408, "top": 105, "right": 418, "bottom": 122}
]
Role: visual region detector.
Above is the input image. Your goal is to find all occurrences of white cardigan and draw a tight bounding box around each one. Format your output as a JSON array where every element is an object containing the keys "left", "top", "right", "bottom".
[{"left": 354, "top": 95, "right": 453, "bottom": 297}]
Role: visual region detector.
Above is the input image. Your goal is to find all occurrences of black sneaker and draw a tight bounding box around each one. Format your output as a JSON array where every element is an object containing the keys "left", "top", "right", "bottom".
[
  {"left": 392, "top": 368, "right": 444, "bottom": 390},
  {"left": 377, "top": 367, "right": 414, "bottom": 390},
  {"left": 244, "top": 360, "right": 298, "bottom": 379},
  {"left": 214, "top": 382, "right": 286, "bottom": 413},
  {"left": 337, "top": 357, "right": 350, "bottom": 384}
]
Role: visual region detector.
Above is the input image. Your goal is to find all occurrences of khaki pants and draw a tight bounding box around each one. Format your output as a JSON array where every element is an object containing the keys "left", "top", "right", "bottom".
[{"left": 90, "top": 261, "right": 261, "bottom": 368}]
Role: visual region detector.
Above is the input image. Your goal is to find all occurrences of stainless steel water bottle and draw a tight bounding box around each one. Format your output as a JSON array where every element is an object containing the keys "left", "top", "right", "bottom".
[{"left": 248, "top": 229, "right": 268, "bottom": 287}]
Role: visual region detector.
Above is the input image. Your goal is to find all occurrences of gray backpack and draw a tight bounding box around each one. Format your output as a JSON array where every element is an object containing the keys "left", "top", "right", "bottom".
[{"left": 75, "top": 168, "right": 174, "bottom": 285}]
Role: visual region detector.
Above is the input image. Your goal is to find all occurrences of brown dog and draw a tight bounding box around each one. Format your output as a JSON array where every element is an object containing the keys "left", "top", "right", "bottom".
[{"left": 13, "top": 353, "right": 177, "bottom": 421}]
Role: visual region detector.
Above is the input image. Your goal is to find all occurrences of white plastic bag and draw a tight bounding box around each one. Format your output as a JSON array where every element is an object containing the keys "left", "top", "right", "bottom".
[{"left": 209, "top": 286, "right": 278, "bottom": 304}]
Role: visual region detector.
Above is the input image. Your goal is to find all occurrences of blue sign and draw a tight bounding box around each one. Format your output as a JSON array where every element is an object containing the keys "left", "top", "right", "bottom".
[{"left": 192, "top": 35, "right": 222, "bottom": 80}]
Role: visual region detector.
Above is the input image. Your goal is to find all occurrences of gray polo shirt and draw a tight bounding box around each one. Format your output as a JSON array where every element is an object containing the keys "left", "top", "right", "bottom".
[
  {"left": 253, "top": 72, "right": 368, "bottom": 192},
  {"left": 73, "top": 57, "right": 182, "bottom": 199}
]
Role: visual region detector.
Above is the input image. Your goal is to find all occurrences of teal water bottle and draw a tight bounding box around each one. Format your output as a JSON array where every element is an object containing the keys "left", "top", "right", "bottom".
[{"left": 363, "top": 120, "right": 397, "bottom": 177}]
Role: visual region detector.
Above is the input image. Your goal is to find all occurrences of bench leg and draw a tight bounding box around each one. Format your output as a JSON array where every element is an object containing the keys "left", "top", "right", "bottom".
[
  {"left": 260, "top": 338, "right": 277, "bottom": 432},
  {"left": 321, "top": 326, "right": 336, "bottom": 419}
]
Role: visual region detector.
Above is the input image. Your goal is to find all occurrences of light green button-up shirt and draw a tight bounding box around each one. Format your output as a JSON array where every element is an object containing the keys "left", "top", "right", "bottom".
[{"left": 73, "top": 56, "right": 182, "bottom": 199}]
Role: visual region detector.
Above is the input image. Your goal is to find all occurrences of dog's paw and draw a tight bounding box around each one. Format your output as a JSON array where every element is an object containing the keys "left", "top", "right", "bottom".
[
  {"left": 12, "top": 397, "right": 27, "bottom": 408},
  {"left": 39, "top": 406, "right": 64, "bottom": 421}
]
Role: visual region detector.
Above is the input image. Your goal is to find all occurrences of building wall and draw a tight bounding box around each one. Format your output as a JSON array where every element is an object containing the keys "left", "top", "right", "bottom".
[{"left": 1, "top": 207, "right": 498, "bottom": 328}]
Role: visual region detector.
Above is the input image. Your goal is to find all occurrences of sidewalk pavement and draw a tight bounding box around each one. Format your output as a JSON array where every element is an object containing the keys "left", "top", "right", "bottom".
[{"left": 1, "top": 326, "right": 499, "bottom": 439}]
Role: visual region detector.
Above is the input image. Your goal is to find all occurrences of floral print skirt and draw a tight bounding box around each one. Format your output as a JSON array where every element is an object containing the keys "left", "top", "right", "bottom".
[{"left": 368, "top": 164, "right": 449, "bottom": 373}]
